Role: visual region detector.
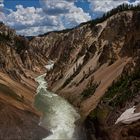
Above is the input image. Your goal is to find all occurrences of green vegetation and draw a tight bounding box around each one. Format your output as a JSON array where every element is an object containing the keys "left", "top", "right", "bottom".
[
  {"left": 103, "top": 70, "right": 140, "bottom": 108},
  {"left": 0, "top": 34, "right": 11, "bottom": 42},
  {"left": 82, "top": 3, "right": 140, "bottom": 27},
  {"left": 39, "top": 28, "right": 74, "bottom": 37},
  {"left": 0, "top": 23, "right": 13, "bottom": 42},
  {"left": 89, "top": 70, "right": 140, "bottom": 121},
  {"left": 40, "top": 4, "right": 140, "bottom": 37},
  {"left": 0, "top": 83, "right": 24, "bottom": 102},
  {"left": 89, "top": 105, "right": 110, "bottom": 123},
  {"left": 81, "top": 82, "right": 98, "bottom": 99},
  {"left": 15, "top": 36, "right": 29, "bottom": 53},
  {"left": 61, "top": 64, "right": 83, "bottom": 88}
]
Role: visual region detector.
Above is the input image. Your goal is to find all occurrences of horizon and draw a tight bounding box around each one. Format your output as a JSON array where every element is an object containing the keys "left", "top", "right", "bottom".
[
  {"left": 0, "top": 0, "right": 140, "bottom": 36},
  {"left": 0, "top": 1, "right": 140, "bottom": 140}
]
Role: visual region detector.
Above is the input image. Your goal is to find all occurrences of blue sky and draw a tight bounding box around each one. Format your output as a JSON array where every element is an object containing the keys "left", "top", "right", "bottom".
[
  {"left": 3, "top": 0, "right": 138, "bottom": 9},
  {"left": 4, "top": 0, "right": 41, "bottom": 9},
  {"left": 0, "top": 0, "right": 139, "bottom": 36},
  {"left": 4, "top": 0, "right": 91, "bottom": 15},
  {"left": 3, "top": 0, "right": 137, "bottom": 13},
  {"left": 4, "top": 0, "right": 90, "bottom": 9}
]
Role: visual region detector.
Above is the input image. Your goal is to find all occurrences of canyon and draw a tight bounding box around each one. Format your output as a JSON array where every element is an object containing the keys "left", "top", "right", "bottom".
[{"left": 0, "top": 9, "right": 140, "bottom": 140}]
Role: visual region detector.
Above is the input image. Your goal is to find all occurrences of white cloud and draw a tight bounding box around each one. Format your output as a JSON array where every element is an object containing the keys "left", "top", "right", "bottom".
[
  {"left": 0, "top": 3, "right": 4, "bottom": 8},
  {"left": 1, "top": 0, "right": 91, "bottom": 36},
  {"left": 88, "top": 0, "right": 140, "bottom": 13},
  {"left": 0, "top": 0, "right": 4, "bottom": 21},
  {"left": 2, "top": 0, "right": 139, "bottom": 36},
  {"left": 40, "top": 0, "right": 74, "bottom": 15}
]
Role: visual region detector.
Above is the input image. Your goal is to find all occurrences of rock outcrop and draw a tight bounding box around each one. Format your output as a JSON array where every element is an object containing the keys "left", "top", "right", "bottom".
[
  {"left": 29, "top": 10, "right": 140, "bottom": 115},
  {"left": 0, "top": 23, "right": 49, "bottom": 139},
  {"left": 28, "top": 10, "right": 140, "bottom": 140},
  {"left": 0, "top": 9, "right": 140, "bottom": 140}
]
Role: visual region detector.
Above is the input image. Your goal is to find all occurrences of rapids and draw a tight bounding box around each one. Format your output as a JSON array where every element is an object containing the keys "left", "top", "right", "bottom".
[{"left": 34, "top": 63, "right": 81, "bottom": 140}]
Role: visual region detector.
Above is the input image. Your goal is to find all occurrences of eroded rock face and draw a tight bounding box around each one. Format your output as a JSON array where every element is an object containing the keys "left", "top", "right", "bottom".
[
  {"left": 85, "top": 116, "right": 140, "bottom": 140},
  {"left": 0, "top": 23, "right": 49, "bottom": 139},
  {"left": 0, "top": 100, "right": 49, "bottom": 140},
  {"left": 28, "top": 11, "right": 140, "bottom": 140},
  {"left": 85, "top": 70, "right": 140, "bottom": 140},
  {"left": 29, "top": 11, "right": 140, "bottom": 116},
  {"left": 0, "top": 10, "right": 140, "bottom": 140}
]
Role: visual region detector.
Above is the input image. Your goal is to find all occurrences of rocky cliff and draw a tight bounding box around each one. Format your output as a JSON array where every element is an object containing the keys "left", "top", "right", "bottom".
[
  {"left": 0, "top": 9, "right": 140, "bottom": 140},
  {"left": 0, "top": 23, "right": 49, "bottom": 139},
  {"left": 30, "top": 10, "right": 140, "bottom": 113},
  {"left": 28, "top": 10, "right": 140, "bottom": 140}
]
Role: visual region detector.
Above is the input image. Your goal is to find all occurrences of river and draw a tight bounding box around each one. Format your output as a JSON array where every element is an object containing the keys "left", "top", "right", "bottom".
[{"left": 34, "top": 71, "right": 82, "bottom": 140}]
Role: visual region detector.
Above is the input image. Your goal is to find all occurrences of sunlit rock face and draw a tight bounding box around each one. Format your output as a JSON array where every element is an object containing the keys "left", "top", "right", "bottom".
[
  {"left": 0, "top": 9, "right": 140, "bottom": 140},
  {"left": 0, "top": 22, "right": 49, "bottom": 140},
  {"left": 30, "top": 11, "right": 140, "bottom": 116}
]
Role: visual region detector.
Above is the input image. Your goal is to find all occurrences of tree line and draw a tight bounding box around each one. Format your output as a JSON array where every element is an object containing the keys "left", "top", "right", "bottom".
[{"left": 83, "top": 3, "right": 140, "bottom": 26}]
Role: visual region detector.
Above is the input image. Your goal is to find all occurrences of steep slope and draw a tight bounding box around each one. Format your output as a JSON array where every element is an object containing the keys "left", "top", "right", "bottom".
[
  {"left": 85, "top": 70, "right": 140, "bottom": 140},
  {"left": 28, "top": 10, "right": 140, "bottom": 140},
  {"left": 0, "top": 23, "right": 49, "bottom": 139},
  {"left": 30, "top": 10, "right": 140, "bottom": 117},
  {"left": 0, "top": 99, "right": 48, "bottom": 140},
  {"left": 0, "top": 9, "right": 140, "bottom": 140}
]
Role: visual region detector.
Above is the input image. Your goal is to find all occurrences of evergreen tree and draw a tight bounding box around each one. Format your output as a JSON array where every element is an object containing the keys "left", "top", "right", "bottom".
[{"left": 89, "top": 3, "right": 140, "bottom": 27}]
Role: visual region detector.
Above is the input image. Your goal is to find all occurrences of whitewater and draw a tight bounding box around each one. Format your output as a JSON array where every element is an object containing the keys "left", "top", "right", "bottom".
[{"left": 34, "top": 62, "right": 81, "bottom": 140}]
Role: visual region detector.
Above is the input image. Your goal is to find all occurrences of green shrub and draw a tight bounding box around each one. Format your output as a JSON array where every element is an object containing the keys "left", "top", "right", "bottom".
[
  {"left": 103, "top": 70, "right": 140, "bottom": 108},
  {"left": 81, "top": 83, "right": 98, "bottom": 99},
  {"left": 61, "top": 64, "right": 83, "bottom": 88},
  {"left": 86, "top": 3, "right": 140, "bottom": 28}
]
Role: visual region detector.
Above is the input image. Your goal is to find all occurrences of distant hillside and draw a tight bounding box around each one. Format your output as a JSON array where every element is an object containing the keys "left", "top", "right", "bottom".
[
  {"left": 0, "top": 5, "right": 140, "bottom": 140},
  {"left": 29, "top": 9, "right": 140, "bottom": 140}
]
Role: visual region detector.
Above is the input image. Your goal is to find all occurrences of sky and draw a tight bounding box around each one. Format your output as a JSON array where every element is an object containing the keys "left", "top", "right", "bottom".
[{"left": 0, "top": 0, "right": 140, "bottom": 36}]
